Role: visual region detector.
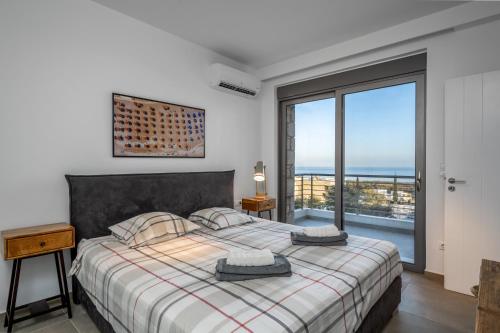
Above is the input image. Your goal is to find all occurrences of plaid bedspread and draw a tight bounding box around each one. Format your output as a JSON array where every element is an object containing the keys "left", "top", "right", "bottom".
[{"left": 71, "top": 219, "right": 402, "bottom": 333}]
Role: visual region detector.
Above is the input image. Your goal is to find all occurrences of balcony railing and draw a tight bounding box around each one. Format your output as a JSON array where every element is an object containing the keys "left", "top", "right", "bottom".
[{"left": 294, "top": 173, "right": 415, "bottom": 220}]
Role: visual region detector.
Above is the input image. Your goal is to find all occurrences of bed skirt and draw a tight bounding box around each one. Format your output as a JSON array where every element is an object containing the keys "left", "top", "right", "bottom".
[{"left": 75, "top": 275, "right": 401, "bottom": 333}]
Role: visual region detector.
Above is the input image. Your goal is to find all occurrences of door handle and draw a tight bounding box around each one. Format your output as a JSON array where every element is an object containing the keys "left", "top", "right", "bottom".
[
  {"left": 416, "top": 171, "right": 422, "bottom": 192},
  {"left": 448, "top": 177, "right": 466, "bottom": 184}
]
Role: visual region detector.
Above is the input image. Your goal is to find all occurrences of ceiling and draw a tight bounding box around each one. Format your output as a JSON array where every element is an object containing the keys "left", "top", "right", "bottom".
[{"left": 93, "top": 0, "right": 461, "bottom": 69}]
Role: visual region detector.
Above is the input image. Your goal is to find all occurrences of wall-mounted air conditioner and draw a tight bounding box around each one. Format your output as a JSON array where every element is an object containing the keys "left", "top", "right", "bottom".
[{"left": 209, "top": 63, "right": 261, "bottom": 98}]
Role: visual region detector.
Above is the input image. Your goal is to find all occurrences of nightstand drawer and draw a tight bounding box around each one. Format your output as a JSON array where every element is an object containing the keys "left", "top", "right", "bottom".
[
  {"left": 242, "top": 199, "right": 259, "bottom": 211},
  {"left": 258, "top": 199, "right": 276, "bottom": 211},
  {"left": 5, "top": 230, "right": 73, "bottom": 259},
  {"left": 242, "top": 197, "right": 276, "bottom": 214}
]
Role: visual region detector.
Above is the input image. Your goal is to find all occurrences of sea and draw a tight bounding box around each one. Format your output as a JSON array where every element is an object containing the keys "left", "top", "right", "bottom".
[{"left": 295, "top": 166, "right": 415, "bottom": 177}]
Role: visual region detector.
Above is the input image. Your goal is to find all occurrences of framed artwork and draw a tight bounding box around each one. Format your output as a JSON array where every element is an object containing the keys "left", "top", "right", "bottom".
[{"left": 113, "top": 93, "right": 205, "bottom": 158}]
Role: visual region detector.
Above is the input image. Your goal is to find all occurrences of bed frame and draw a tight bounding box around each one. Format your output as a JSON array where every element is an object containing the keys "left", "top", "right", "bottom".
[{"left": 65, "top": 170, "right": 401, "bottom": 333}]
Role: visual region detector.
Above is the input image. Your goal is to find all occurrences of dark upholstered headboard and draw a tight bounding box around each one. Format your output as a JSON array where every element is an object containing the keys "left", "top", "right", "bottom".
[{"left": 65, "top": 170, "right": 235, "bottom": 251}]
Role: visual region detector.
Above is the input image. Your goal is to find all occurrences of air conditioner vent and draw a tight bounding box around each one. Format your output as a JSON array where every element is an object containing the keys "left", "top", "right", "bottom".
[
  {"left": 218, "top": 81, "right": 257, "bottom": 96},
  {"left": 209, "top": 63, "right": 261, "bottom": 98}
]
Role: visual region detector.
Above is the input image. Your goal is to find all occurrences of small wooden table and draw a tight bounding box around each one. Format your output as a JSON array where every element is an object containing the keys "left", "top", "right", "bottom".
[
  {"left": 1, "top": 223, "right": 75, "bottom": 332},
  {"left": 475, "top": 259, "right": 500, "bottom": 333},
  {"left": 241, "top": 196, "right": 276, "bottom": 219}
]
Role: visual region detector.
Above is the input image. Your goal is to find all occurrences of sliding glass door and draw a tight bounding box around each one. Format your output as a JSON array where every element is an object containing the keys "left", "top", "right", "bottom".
[
  {"left": 293, "top": 96, "right": 336, "bottom": 227},
  {"left": 336, "top": 75, "right": 425, "bottom": 270},
  {"left": 279, "top": 93, "right": 336, "bottom": 226},
  {"left": 279, "top": 74, "right": 425, "bottom": 272}
]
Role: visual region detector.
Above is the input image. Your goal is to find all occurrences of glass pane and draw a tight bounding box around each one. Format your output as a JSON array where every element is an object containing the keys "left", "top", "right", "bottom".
[
  {"left": 343, "top": 83, "right": 416, "bottom": 263},
  {"left": 293, "top": 98, "right": 336, "bottom": 227}
]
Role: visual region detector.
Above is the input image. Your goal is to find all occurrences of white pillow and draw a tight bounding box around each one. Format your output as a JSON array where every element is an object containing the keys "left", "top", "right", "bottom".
[
  {"left": 188, "top": 207, "right": 254, "bottom": 230},
  {"left": 109, "top": 212, "right": 200, "bottom": 248}
]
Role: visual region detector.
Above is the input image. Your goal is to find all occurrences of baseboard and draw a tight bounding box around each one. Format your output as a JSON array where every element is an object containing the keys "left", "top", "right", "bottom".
[{"left": 424, "top": 270, "right": 444, "bottom": 284}]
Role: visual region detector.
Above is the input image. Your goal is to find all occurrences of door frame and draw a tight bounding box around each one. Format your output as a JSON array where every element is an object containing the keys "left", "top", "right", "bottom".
[
  {"left": 334, "top": 73, "right": 426, "bottom": 272},
  {"left": 278, "top": 73, "right": 426, "bottom": 272}
]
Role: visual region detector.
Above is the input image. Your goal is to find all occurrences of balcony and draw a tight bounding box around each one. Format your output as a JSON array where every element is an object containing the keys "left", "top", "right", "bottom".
[{"left": 294, "top": 173, "right": 415, "bottom": 262}]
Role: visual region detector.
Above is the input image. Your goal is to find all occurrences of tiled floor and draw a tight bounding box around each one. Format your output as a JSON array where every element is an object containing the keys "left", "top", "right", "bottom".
[
  {"left": 294, "top": 217, "right": 415, "bottom": 262},
  {"left": 383, "top": 271, "right": 477, "bottom": 333},
  {"left": 0, "top": 298, "right": 97, "bottom": 333},
  {"left": 0, "top": 271, "right": 476, "bottom": 333}
]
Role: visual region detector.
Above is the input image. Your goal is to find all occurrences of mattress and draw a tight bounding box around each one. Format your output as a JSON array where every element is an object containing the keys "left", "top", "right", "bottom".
[{"left": 71, "top": 219, "right": 402, "bottom": 333}]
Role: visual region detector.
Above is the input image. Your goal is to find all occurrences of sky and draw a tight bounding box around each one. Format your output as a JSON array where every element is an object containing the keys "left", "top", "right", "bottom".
[{"left": 295, "top": 82, "right": 416, "bottom": 169}]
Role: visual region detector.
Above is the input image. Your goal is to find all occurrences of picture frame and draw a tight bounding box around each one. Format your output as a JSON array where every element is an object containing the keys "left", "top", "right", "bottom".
[{"left": 112, "top": 93, "right": 205, "bottom": 158}]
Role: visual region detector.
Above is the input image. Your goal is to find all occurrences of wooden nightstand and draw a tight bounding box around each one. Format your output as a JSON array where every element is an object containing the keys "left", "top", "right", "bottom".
[
  {"left": 475, "top": 259, "right": 500, "bottom": 333},
  {"left": 1, "top": 223, "right": 74, "bottom": 332},
  {"left": 241, "top": 196, "right": 276, "bottom": 220}
]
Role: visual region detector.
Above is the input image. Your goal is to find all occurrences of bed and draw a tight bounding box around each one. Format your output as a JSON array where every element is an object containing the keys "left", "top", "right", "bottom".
[{"left": 66, "top": 170, "right": 402, "bottom": 333}]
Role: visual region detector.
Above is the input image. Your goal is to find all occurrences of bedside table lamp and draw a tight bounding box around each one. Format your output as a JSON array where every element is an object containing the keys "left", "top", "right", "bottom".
[
  {"left": 243, "top": 162, "right": 275, "bottom": 219},
  {"left": 254, "top": 161, "right": 267, "bottom": 198}
]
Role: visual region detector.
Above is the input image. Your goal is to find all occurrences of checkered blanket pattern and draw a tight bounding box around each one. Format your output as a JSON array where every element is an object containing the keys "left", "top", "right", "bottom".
[{"left": 72, "top": 219, "right": 402, "bottom": 333}]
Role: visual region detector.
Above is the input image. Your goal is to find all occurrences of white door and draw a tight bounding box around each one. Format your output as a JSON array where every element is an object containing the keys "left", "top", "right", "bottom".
[{"left": 444, "top": 70, "right": 500, "bottom": 295}]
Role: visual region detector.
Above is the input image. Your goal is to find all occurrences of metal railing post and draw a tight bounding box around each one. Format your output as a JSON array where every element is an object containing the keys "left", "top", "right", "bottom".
[
  {"left": 392, "top": 177, "right": 398, "bottom": 204},
  {"left": 356, "top": 176, "right": 360, "bottom": 215},
  {"left": 301, "top": 175, "right": 304, "bottom": 209},
  {"left": 310, "top": 175, "right": 314, "bottom": 208}
]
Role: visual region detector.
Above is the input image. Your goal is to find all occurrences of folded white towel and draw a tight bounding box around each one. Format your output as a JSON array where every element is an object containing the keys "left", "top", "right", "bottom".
[
  {"left": 226, "top": 249, "right": 275, "bottom": 266},
  {"left": 303, "top": 225, "right": 340, "bottom": 237}
]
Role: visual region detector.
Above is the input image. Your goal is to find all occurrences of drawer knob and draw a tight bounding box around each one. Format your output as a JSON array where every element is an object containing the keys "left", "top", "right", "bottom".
[{"left": 40, "top": 241, "right": 46, "bottom": 247}]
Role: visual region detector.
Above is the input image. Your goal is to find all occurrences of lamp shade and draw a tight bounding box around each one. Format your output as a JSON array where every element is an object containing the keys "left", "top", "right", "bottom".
[{"left": 253, "top": 161, "right": 265, "bottom": 181}]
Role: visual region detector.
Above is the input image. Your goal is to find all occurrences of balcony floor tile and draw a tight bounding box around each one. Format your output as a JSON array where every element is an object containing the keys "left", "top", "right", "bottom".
[{"left": 293, "top": 217, "right": 414, "bottom": 262}]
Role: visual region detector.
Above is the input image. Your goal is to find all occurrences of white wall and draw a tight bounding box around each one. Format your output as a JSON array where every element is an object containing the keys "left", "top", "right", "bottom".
[
  {"left": 260, "top": 17, "right": 500, "bottom": 275},
  {"left": 0, "top": 0, "right": 260, "bottom": 311}
]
